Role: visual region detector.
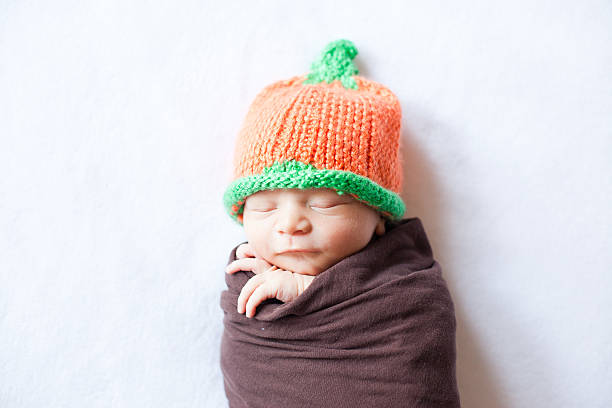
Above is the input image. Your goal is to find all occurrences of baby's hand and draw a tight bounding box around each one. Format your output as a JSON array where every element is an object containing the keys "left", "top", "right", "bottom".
[
  {"left": 235, "top": 242, "right": 258, "bottom": 259},
  {"left": 225, "top": 243, "right": 315, "bottom": 318}
]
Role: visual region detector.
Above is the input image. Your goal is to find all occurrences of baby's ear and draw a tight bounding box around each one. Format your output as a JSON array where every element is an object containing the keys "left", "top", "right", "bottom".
[{"left": 375, "top": 217, "right": 386, "bottom": 236}]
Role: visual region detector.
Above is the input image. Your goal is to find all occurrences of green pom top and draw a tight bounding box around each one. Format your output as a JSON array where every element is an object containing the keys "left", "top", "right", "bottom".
[{"left": 302, "top": 39, "right": 359, "bottom": 90}]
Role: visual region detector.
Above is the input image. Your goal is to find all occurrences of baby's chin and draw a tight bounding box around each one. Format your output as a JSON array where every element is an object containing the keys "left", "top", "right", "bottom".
[{"left": 270, "top": 254, "right": 328, "bottom": 276}]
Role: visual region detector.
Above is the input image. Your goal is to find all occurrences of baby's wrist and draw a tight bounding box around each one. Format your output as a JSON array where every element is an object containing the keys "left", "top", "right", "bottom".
[{"left": 293, "top": 273, "right": 315, "bottom": 295}]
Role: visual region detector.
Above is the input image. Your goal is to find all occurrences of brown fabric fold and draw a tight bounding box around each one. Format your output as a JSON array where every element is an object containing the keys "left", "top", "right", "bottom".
[{"left": 219, "top": 217, "right": 461, "bottom": 407}]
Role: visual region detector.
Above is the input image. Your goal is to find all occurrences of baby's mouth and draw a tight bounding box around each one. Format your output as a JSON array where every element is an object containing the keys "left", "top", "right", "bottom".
[{"left": 277, "top": 249, "right": 318, "bottom": 254}]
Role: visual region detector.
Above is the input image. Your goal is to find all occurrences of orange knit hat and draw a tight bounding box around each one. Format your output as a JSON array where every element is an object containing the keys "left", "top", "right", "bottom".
[{"left": 223, "top": 39, "right": 405, "bottom": 225}]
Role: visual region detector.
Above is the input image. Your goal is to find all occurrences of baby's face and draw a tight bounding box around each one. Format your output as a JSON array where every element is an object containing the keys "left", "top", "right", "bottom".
[{"left": 242, "top": 188, "right": 385, "bottom": 276}]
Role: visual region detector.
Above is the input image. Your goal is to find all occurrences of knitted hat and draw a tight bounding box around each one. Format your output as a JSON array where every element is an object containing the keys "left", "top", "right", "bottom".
[{"left": 223, "top": 39, "right": 405, "bottom": 225}]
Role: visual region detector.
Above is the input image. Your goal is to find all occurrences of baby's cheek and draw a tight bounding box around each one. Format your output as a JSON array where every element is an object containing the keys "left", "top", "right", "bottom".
[
  {"left": 255, "top": 244, "right": 275, "bottom": 263},
  {"left": 326, "top": 223, "right": 373, "bottom": 253},
  {"left": 328, "top": 219, "right": 363, "bottom": 240}
]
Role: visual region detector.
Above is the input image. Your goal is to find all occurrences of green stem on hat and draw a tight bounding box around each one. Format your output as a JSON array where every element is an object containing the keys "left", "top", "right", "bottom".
[{"left": 303, "top": 39, "right": 359, "bottom": 90}]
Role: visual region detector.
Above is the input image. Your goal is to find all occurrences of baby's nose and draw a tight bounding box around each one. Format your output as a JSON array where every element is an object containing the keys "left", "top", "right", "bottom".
[{"left": 276, "top": 209, "right": 312, "bottom": 235}]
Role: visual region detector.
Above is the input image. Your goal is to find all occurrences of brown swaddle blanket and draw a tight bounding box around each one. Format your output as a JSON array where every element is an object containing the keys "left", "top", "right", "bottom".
[{"left": 219, "top": 217, "right": 461, "bottom": 407}]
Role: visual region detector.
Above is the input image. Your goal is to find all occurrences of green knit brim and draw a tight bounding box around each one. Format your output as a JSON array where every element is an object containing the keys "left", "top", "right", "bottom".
[{"left": 223, "top": 160, "right": 405, "bottom": 226}]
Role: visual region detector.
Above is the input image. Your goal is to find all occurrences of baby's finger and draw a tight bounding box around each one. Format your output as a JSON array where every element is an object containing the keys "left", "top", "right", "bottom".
[
  {"left": 244, "top": 283, "right": 277, "bottom": 318},
  {"left": 237, "top": 274, "right": 264, "bottom": 314},
  {"left": 226, "top": 258, "right": 273, "bottom": 275},
  {"left": 236, "top": 243, "right": 257, "bottom": 259},
  {"left": 226, "top": 258, "right": 258, "bottom": 274}
]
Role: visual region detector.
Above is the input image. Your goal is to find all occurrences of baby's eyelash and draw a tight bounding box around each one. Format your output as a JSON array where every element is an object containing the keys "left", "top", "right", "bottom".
[
  {"left": 251, "top": 207, "right": 276, "bottom": 212},
  {"left": 310, "top": 203, "right": 343, "bottom": 208},
  {"left": 247, "top": 202, "right": 348, "bottom": 211}
]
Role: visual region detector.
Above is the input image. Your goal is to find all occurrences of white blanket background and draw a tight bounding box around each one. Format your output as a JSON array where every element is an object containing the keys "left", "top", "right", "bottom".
[{"left": 1, "top": 1, "right": 610, "bottom": 407}]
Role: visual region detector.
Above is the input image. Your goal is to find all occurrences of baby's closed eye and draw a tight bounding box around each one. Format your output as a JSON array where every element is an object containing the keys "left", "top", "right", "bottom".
[
  {"left": 246, "top": 203, "right": 346, "bottom": 211},
  {"left": 249, "top": 207, "right": 276, "bottom": 212},
  {"left": 309, "top": 202, "right": 342, "bottom": 209}
]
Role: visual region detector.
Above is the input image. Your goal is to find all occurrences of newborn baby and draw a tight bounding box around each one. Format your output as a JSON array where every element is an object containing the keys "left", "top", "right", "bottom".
[
  {"left": 219, "top": 39, "right": 460, "bottom": 407},
  {"left": 225, "top": 187, "right": 386, "bottom": 318},
  {"left": 219, "top": 191, "right": 460, "bottom": 407}
]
